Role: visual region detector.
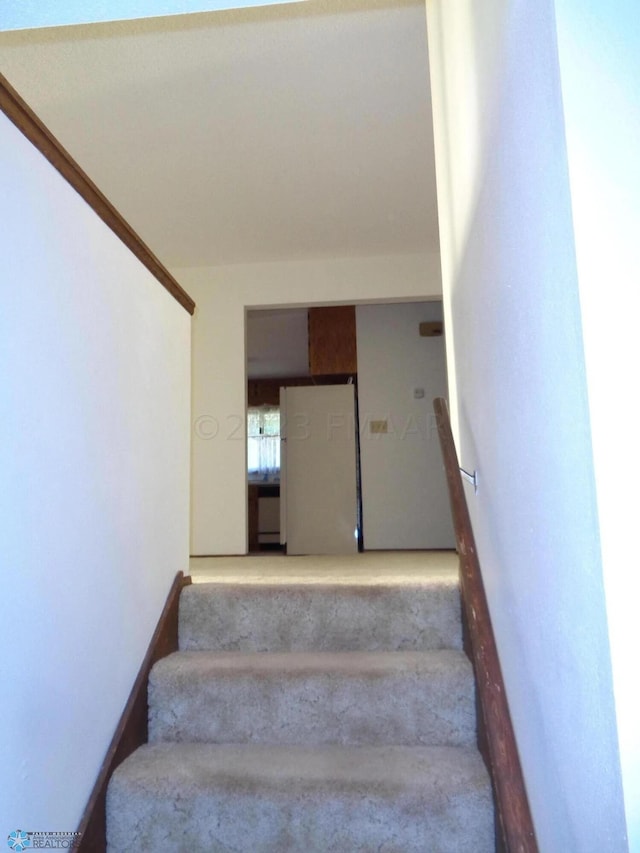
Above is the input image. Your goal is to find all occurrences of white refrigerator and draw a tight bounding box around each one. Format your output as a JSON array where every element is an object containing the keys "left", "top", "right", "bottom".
[{"left": 280, "top": 384, "right": 358, "bottom": 555}]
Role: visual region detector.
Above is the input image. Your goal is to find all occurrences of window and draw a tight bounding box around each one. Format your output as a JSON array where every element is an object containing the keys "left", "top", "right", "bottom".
[{"left": 247, "top": 406, "right": 280, "bottom": 481}]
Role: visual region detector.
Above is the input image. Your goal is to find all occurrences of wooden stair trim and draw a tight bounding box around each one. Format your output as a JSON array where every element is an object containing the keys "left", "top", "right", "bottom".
[
  {"left": 433, "top": 397, "right": 538, "bottom": 852},
  {"left": 76, "top": 571, "right": 192, "bottom": 852},
  {"left": 0, "top": 72, "right": 195, "bottom": 316}
]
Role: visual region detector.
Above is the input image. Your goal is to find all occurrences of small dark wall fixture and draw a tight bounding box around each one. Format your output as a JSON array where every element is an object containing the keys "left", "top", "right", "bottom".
[{"left": 419, "top": 321, "right": 443, "bottom": 337}]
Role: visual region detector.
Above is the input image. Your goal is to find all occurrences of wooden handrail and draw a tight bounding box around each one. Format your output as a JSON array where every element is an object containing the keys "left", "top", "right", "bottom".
[
  {"left": 433, "top": 397, "right": 537, "bottom": 853},
  {"left": 0, "top": 72, "right": 195, "bottom": 316}
]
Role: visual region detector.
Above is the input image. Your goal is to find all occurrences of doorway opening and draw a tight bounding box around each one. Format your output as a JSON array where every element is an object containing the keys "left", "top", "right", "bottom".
[
  {"left": 245, "top": 300, "right": 452, "bottom": 556},
  {"left": 245, "top": 305, "right": 361, "bottom": 555}
]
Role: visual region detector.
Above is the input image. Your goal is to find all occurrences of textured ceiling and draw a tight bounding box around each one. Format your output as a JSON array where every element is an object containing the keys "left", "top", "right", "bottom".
[{"left": 0, "top": 0, "right": 438, "bottom": 268}]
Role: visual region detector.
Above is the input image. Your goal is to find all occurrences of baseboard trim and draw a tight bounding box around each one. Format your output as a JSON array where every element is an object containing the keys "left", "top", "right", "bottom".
[{"left": 76, "top": 571, "right": 191, "bottom": 852}]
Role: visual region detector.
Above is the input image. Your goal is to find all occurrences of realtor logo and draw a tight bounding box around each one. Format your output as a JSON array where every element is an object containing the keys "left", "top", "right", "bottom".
[
  {"left": 7, "top": 831, "right": 31, "bottom": 851},
  {"left": 7, "top": 831, "right": 80, "bottom": 850}
]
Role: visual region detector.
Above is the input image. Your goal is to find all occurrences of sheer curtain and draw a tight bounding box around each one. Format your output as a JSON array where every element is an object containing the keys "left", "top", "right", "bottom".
[{"left": 247, "top": 406, "right": 280, "bottom": 481}]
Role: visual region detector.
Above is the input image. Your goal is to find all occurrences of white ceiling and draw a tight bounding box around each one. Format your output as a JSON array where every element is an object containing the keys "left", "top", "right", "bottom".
[
  {"left": 247, "top": 308, "right": 310, "bottom": 378},
  {"left": 0, "top": 0, "right": 438, "bottom": 269}
]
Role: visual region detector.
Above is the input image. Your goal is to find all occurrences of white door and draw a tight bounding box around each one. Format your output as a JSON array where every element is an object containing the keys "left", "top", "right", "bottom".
[{"left": 281, "top": 385, "right": 358, "bottom": 555}]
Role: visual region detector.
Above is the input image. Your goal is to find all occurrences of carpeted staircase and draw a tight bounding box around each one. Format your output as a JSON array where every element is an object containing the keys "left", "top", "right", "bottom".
[{"left": 107, "top": 570, "right": 494, "bottom": 851}]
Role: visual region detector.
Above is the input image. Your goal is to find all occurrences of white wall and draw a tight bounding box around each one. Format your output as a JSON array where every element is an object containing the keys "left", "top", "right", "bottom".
[
  {"left": 0, "top": 113, "right": 191, "bottom": 833},
  {"left": 180, "top": 252, "right": 441, "bottom": 555},
  {"left": 426, "top": 1, "right": 627, "bottom": 849},
  {"left": 356, "top": 301, "right": 453, "bottom": 550},
  {"left": 554, "top": 2, "right": 640, "bottom": 845}
]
